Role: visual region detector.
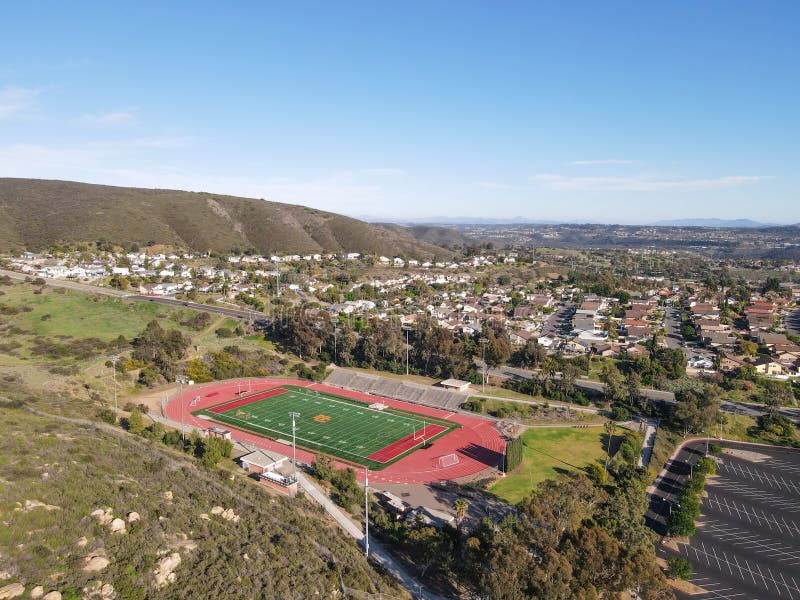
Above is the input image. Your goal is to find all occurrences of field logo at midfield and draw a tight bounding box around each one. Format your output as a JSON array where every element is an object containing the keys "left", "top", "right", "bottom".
[{"left": 314, "top": 414, "right": 332, "bottom": 423}]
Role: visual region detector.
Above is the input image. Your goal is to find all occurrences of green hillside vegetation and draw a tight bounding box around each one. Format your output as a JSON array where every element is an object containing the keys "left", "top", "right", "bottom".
[
  {"left": 490, "top": 427, "right": 608, "bottom": 504},
  {"left": 0, "top": 281, "right": 193, "bottom": 367},
  {"left": 0, "top": 178, "right": 450, "bottom": 258},
  {"left": 0, "top": 400, "right": 405, "bottom": 599}
]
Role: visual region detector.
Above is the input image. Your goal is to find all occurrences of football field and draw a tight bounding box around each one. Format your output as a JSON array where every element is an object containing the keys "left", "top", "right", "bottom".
[{"left": 194, "top": 384, "right": 458, "bottom": 469}]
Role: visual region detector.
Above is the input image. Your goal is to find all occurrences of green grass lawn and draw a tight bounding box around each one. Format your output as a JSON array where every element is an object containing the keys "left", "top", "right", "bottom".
[
  {"left": 196, "top": 384, "right": 458, "bottom": 470},
  {"left": 1, "top": 284, "right": 191, "bottom": 341},
  {"left": 490, "top": 427, "right": 608, "bottom": 504}
]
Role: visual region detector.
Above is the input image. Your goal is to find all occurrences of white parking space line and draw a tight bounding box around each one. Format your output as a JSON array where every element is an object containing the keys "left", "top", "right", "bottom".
[
  {"left": 700, "top": 522, "right": 800, "bottom": 563},
  {"left": 713, "top": 480, "right": 800, "bottom": 511},
  {"left": 683, "top": 541, "right": 800, "bottom": 595},
  {"left": 768, "top": 459, "right": 800, "bottom": 476},
  {"left": 686, "top": 450, "right": 800, "bottom": 599},
  {"left": 720, "top": 460, "right": 800, "bottom": 495}
]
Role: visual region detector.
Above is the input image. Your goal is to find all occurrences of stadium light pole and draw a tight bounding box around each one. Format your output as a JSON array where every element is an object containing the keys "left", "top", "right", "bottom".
[
  {"left": 109, "top": 355, "right": 119, "bottom": 419},
  {"left": 479, "top": 337, "right": 489, "bottom": 393},
  {"left": 402, "top": 326, "right": 411, "bottom": 376},
  {"left": 333, "top": 327, "right": 339, "bottom": 365},
  {"left": 364, "top": 467, "right": 370, "bottom": 558},
  {"left": 176, "top": 375, "right": 188, "bottom": 443},
  {"left": 289, "top": 412, "right": 300, "bottom": 482}
]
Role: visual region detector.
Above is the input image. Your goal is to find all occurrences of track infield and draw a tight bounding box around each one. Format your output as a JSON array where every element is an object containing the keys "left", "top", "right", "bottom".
[{"left": 193, "top": 384, "right": 458, "bottom": 470}]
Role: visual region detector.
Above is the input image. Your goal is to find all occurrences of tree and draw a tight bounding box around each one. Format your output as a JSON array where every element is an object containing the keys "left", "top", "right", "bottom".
[
  {"left": 313, "top": 453, "right": 335, "bottom": 481},
  {"left": 604, "top": 421, "right": 617, "bottom": 473},
  {"left": 667, "top": 556, "right": 692, "bottom": 580},
  {"left": 738, "top": 339, "right": 758, "bottom": 356},
  {"left": 626, "top": 370, "right": 643, "bottom": 411},
  {"left": 126, "top": 408, "right": 146, "bottom": 435},
  {"left": 672, "top": 385, "right": 721, "bottom": 437},
  {"left": 599, "top": 363, "right": 626, "bottom": 403},
  {"left": 454, "top": 499, "right": 468, "bottom": 535}
]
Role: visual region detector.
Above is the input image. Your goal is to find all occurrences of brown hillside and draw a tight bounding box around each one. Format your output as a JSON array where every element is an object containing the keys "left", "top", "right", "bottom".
[{"left": 0, "top": 178, "right": 451, "bottom": 258}]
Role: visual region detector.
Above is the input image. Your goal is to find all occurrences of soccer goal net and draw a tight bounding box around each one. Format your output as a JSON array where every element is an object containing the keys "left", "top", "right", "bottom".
[{"left": 438, "top": 453, "right": 460, "bottom": 468}]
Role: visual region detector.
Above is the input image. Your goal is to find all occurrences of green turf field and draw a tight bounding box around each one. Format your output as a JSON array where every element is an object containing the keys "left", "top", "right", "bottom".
[{"left": 194, "top": 385, "right": 458, "bottom": 470}]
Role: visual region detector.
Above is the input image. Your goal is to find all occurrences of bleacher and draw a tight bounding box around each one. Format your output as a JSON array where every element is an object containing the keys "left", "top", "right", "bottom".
[{"left": 325, "top": 368, "right": 469, "bottom": 412}]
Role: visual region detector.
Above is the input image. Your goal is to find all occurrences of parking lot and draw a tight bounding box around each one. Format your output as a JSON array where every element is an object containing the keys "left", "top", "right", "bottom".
[{"left": 658, "top": 441, "right": 800, "bottom": 599}]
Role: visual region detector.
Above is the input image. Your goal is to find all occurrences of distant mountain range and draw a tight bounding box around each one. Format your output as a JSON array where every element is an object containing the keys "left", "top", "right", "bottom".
[
  {"left": 648, "top": 218, "right": 780, "bottom": 228},
  {"left": 0, "top": 179, "right": 452, "bottom": 258},
  {"left": 365, "top": 216, "right": 792, "bottom": 228},
  {"left": 362, "top": 216, "right": 563, "bottom": 226}
]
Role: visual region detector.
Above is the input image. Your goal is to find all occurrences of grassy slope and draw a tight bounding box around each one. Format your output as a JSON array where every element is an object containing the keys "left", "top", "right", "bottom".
[
  {"left": 0, "top": 178, "right": 450, "bottom": 258},
  {"left": 489, "top": 427, "right": 607, "bottom": 504},
  {"left": 0, "top": 283, "right": 193, "bottom": 369},
  {"left": 1, "top": 284, "right": 190, "bottom": 341},
  {"left": 0, "top": 404, "right": 405, "bottom": 599}
]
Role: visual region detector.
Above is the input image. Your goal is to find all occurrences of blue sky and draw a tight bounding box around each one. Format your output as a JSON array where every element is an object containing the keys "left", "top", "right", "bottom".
[{"left": 1, "top": 1, "right": 798, "bottom": 223}]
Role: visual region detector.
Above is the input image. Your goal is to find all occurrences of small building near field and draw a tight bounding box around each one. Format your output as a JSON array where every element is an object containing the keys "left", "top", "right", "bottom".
[
  {"left": 238, "top": 449, "right": 289, "bottom": 475},
  {"left": 439, "top": 378, "right": 471, "bottom": 392},
  {"left": 375, "top": 490, "right": 410, "bottom": 517},
  {"left": 257, "top": 470, "right": 299, "bottom": 496},
  {"left": 207, "top": 426, "right": 232, "bottom": 440}
]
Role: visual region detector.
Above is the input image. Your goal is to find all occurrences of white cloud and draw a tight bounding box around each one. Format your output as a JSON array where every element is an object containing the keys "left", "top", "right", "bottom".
[
  {"left": 530, "top": 173, "right": 770, "bottom": 192},
  {"left": 570, "top": 159, "right": 635, "bottom": 166},
  {"left": 0, "top": 86, "right": 41, "bottom": 119},
  {"left": 78, "top": 110, "right": 136, "bottom": 124}
]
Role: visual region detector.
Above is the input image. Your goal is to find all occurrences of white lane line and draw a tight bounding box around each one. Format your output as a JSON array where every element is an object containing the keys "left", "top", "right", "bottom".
[
  {"left": 743, "top": 558, "right": 759, "bottom": 587},
  {"left": 755, "top": 561, "right": 770, "bottom": 592}
]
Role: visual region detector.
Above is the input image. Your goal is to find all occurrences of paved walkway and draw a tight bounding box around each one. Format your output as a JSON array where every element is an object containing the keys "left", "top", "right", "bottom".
[{"left": 638, "top": 419, "right": 658, "bottom": 468}]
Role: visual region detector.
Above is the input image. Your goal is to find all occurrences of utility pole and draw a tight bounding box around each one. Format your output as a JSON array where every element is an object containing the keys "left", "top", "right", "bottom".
[
  {"left": 176, "top": 375, "right": 188, "bottom": 443},
  {"left": 289, "top": 412, "right": 300, "bottom": 482},
  {"left": 364, "top": 467, "right": 370, "bottom": 558},
  {"left": 479, "top": 337, "right": 489, "bottom": 393},
  {"left": 109, "top": 354, "right": 119, "bottom": 419}
]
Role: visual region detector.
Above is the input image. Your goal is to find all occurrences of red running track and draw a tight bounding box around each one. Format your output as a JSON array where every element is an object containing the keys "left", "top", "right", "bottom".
[
  {"left": 165, "top": 378, "right": 505, "bottom": 485},
  {"left": 367, "top": 424, "right": 447, "bottom": 463}
]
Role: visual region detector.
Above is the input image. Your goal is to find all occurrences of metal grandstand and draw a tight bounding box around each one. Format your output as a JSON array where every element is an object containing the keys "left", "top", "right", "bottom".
[{"left": 325, "top": 369, "right": 468, "bottom": 411}]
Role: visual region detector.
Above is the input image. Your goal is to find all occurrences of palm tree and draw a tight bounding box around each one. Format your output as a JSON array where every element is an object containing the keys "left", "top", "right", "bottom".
[{"left": 454, "top": 499, "right": 468, "bottom": 535}]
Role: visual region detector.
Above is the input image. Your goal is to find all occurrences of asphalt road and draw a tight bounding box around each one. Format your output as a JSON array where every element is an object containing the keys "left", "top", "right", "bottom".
[
  {"left": 0, "top": 269, "right": 260, "bottom": 321},
  {"left": 784, "top": 308, "right": 800, "bottom": 337},
  {"left": 126, "top": 295, "right": 259, "bottom": 321},
  {"left": 656, "top": 441, "right": 800, "bottom": 600},
  {"left": 664, "top": 306, "right": 684, "bottom": 350},
  {"left": 0, "top": 268, "right": 128, "bottom": 297},
  {"left": 541, "top": 301, "right": 576, "bottom": 337}
]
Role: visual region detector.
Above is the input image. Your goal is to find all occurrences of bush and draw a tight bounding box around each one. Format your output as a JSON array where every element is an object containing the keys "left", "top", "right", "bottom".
[
  {"left": 97, "top": 409, "right": 117, "bottom": 425},
  {"left": 313, "top": 454, "right": 335, "bottom": 481},
  {"left": 331, "top": 468, "right": 362, "bottom": 511},
  {"left": 668, "top": 556, "right": 692, "bottom": 580},
  {"left": 504, "top": 438, "right": 524, "bottom": 472},
  {"left": 611, "top": 405, "right": 630, "bottom": 421}
]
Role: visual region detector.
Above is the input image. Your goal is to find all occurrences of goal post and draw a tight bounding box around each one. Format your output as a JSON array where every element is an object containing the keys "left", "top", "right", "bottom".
[
  {"left": 412, "top": 421, "right": 428, "bottom": 441},
  {"left": 438, "top": 453, "right": 460, "bottom": 468}
]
